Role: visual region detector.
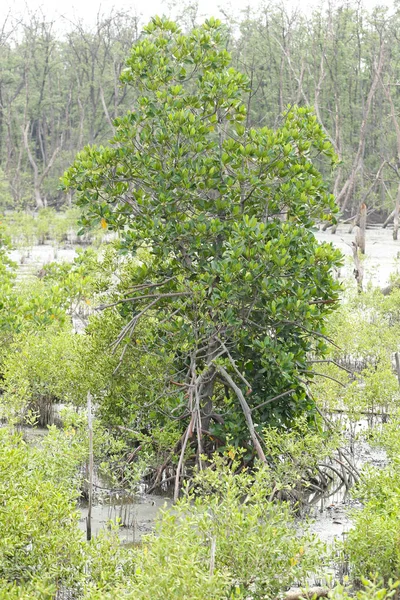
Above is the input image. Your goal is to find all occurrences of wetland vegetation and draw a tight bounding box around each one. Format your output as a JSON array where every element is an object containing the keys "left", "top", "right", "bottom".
[{"left": 3, "top": 5, "right": 400, "bottom": 599}]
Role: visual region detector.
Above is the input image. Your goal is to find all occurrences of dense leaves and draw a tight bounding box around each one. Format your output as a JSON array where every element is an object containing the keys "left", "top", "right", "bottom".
[{"left": 65, "top": 18, "right": 342, "bottom": 459}]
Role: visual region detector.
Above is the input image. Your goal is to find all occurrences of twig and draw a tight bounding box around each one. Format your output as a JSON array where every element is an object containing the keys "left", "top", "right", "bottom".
[
  {"left": 123, "top": 277, "right": 176, "bottom": 293},
  {"left": 250, "top": 389, "right": 295, "bottom": 412},
  {"left": 300, "top": 370, "right": 346, "bottom": 387},
  {"left": 97, "top": 291, "right": 192, "bottom": 311},
  {"left": 309, "top": 359, "right": 354, "bottom": 375},
  {"left": 110, "top": 297, "right": 160, "bottom": 354}
]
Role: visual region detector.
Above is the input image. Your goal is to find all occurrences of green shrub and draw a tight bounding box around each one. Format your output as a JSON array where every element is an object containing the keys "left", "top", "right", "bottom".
[
  {"left": 0, "top": 427, "right": 86, "bottom": 592},
  {"left": 330, "top": 578, "right": 400, "bottom": 600}
]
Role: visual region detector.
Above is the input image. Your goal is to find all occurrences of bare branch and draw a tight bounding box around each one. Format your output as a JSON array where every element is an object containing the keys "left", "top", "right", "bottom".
[
  {"left": 216, "top": 337, "right": 252, "bottom": 391},
  {"left": 216, "top": 365, "right": 266, "bottom": 463},
  {"left": 250, "top": 389, "right": 295, "bottom": 413},
  {"left": 98, "top": 291, "right": 192, "bottom": 311}
]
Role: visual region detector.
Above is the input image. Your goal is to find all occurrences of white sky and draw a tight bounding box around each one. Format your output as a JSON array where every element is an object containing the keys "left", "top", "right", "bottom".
[{"left": 1, "top": 0, "right": 392, "bottom": 31}]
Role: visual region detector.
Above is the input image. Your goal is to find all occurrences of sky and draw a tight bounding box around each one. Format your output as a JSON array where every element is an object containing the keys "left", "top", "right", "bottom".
[{"left": 1, "top": 0, "right": 392, "bottom": 32}]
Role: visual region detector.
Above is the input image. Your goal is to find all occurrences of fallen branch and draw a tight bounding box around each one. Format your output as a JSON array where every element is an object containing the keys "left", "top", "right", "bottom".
[{"left": 283, "top": 587, "right": 329, "bottom": 600}]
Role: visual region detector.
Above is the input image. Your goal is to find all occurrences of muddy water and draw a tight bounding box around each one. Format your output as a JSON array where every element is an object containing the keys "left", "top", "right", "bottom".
[
  {"left": 316, "top": 223, "right": 400, "bottom": 287},
  {"left": 9, "top": 224, "right": 400, "bottom": 287},
  {"left": 79, "top": 489, "right": 171, "bottom": 544},
  {"left": 9, "top": 243, "right": 77, "bottom": 281}
]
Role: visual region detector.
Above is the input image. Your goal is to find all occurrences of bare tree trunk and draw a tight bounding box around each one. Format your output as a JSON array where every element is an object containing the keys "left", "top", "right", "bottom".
[
  {"left": 357, "top": 202, "right": 367, "bottom": 254},
  {"left": 393, "top": 184, "right": 400, "bottom": 240},
  {"left": 381, "top": 80, "right": 400, "bottom": 239},
  {"left": 336, "top": 42, "right": 385, "bottom": 216},
  {"left": 383, "top": 209, "right": 395, "bottom": 228},
  {"left": 22, "top": 121, "right": 61, "bottom": 209},
  {"left": 352, "top": 237, "right": 363, "bottom": 293},
  {"left": 86, "top": 391, "right": 93, "bottom": 541}
]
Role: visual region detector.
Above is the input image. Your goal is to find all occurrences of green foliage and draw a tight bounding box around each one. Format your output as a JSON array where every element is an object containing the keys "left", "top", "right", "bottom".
[
  {"left": 330, "top": 579, "right": 400, "bottom": 600},
  {"left": 311, "top": 286, "right": 400, "bottom": 419},
  {"left": 262, "top": 415, "right": 342, "bottom": 499},
  {"left": 1, "top": 326, "right": 87, "bottom": 423},
  {"left": 83, "top": 456, "right": 324, "bottom": 599},
  {"left": 64, "top": 17, "right": 342, "bottom": 456},
  {"left": 0, "top": 427, "right": 85, "bottom": 592},
  {"left": 3, "top": 207, "right": 105, "bottom": 248},
  {"left": 340, "top": 415, "right": 400, "bottom": 582}
]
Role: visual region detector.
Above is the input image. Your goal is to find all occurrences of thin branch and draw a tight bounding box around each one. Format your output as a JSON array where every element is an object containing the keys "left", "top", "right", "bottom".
[
  {"left": 97, "top": 291, "right": 192, "bottom": 310},
  {"left": 174, "top": 415, "right": 194, "bottom": 502},
  {"left": 216, "top": 365, "right": 266, "bottom": 463},
  {"left": 300, "top": 370, "right": 346, "bottom": 387},
  {"left": 250, "top": 389, "right": 295, "bottom": 413},
  {"left": 123, "top": 277, "right": 176, "bottom": 294},
  {"left": 216, "top": 336, "right": 252, "bottom": 391},
  {"left": 110, "top": 297, "right": 160, "bottom": 357},
  {"left": 309, "top": 359, "right": 354, "bottom": 375}
]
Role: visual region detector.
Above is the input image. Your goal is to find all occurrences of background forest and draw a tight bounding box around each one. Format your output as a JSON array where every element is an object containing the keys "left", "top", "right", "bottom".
[{"left": 1, "top": 2, "right": 400, "bottom": 219}]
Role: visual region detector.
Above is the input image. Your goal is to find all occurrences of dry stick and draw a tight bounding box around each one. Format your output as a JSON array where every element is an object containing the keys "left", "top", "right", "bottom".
[
  {"left": 209, "top": 537, "right": 217, "bottom": 577},
  {"left": 351, "top": 239, "right": 363, "bottom": 293},
  {"left": 356, "top": 202, "right": 367, "bottom": 254},
  {"left": 86, "top": 391, "right": 94, "bottom": 542},
  {"left": 283, "top": 587, "right": 329, "bottom": 600},
  {"left": 393, "top": 182, "right": 400, "bottom": 241},
  {"left": 174, "top": 415, "right": 194, "bottom": 502},
  {"left": 383, "top": 208, "right": 395, "bottom": 228},
  {"left": 216, "top": 366, "right": 266, "bottom": 463},
  {"left": 395, "top": 352, "right": 400, "bottom": 386}
]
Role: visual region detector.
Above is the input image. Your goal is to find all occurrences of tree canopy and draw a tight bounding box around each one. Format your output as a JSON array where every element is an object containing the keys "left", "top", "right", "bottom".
[{"left": 64, "top": 17, "right": 342, "bottom": 478}]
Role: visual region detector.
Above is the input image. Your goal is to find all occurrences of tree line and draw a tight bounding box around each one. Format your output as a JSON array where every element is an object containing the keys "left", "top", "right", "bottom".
[{"left": 1, "top": 2, "right": 400, "bottom": 221}]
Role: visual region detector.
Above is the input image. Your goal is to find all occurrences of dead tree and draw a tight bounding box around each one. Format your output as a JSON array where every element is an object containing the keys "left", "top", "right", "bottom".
[
  {"left": 333, "top": 41, "right": 385, "bottom": 227},
  {"left": 22, "top": 122, "right": 60, "bottom": 209}
]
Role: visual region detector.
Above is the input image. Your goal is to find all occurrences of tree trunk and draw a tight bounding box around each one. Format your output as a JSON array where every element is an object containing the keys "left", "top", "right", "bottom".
[
  {"left": 357, "top": 203, "right": 367, "bottom": 254},
  {"left": 393, "top": 187, "right": 400, "bottom": 241},
  {"left": 383, "top": 209, "right": 395, "bottom": 228},
  {"left": 34, "top": 185, "right": 44, "bottom": 209},
  {"left": 336, "top": 42, "right": 385, "bottom": 216},
  {"left": 352, "top": 237, "right": 363, "bottom": 293}
]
